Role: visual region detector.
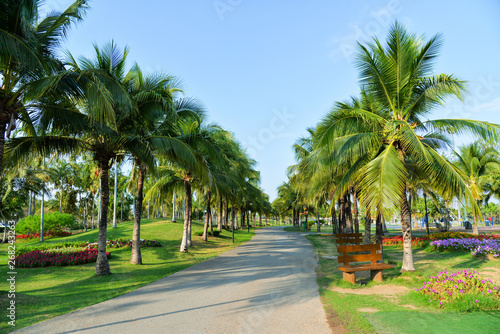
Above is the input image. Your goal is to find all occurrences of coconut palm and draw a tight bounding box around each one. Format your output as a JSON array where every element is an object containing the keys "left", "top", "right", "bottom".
[
  {"left": 453, "top": 142, "right": 500, "bottom": 233},
  {"left": 316, "top": 22, "right": 500, "bottom": 271},
  {"left": 0, "top": 0, "right": 88, "bottom": 217},
  {"left": 123, "top": 67, "right": 202, "bottom": 264},
  {"left": 7, "top": 43, "right": 153, "bottom": 274}
]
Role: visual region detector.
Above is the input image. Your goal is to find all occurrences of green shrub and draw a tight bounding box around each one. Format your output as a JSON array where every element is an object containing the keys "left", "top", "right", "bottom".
[
  {"left": 212, "top": 230, "right": 221, "bottom": 237},
  {"left": 16, "top": 212, "right": 77, "bottom": 235}
]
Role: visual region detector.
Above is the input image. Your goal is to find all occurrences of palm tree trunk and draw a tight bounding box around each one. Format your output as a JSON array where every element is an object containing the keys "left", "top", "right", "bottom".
[
  {"left": 40, "top": 192, "right": 44, "bottom": 242},
  {"left": 473, "top": 213, "right": 479, "bottom": 235},
  {"left": 352, "top": 188, "right": 359, "bottom": 233},
  {"left": 231, "top": 206, "right": 235, "bottom": 229},
  {"left": 96, "top": 165, "right": 111, "bottom": 275},
  {"left": 112, "top": 160, "right": 118, "bottom": 228},
  {"left": 172, "top": 192, "right": 177, "bottom": 222},
  {"left": 401, "top": 188, "right": 416, "bottom": 272},
  {"left": 131, "top": 164, "right": 146, "bottom": 264},
  {"left": 346, "top": 194, "right": 353, "bottom": 233},
  {"left": 375, "top": 209, "right": 383, "bottom": 245},
  {"left": 83, "top": 198, "right": 88, "bottom": 232},
  {"left": 364, "top": 209, "right": 371, "bottom": 244},
  {"left": 218, "top": 193, "right": 223, "bottom": 231},
  {"left": 338, "top": 198, "right": 344, "bottom": 232},
  {"left": 224, "top": 197, "right": 229, "bottom": 228},
  {"left": 331, "top": 204, "right": 337, "bottom": 234},
  {"left": 180, "top": 180, "right": 192, "bottom": 252},
  {"left": 316, "top": 210, "right": 320, "bottom": 232},
  {"left": 209, "top": 192, "right": 213, "bottom": 236},
  {"left": 259, "top": 214, "right": 262, "bottom": 227},
  {"left": 202, "top": 190, "right": 211, "bottom": 241},
  {"left": 91, "top": 194, "right": 95, "bottom": 229}
]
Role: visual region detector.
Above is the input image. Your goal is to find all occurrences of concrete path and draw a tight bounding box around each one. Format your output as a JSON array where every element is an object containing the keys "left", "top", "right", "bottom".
[{"left": 16, "top": 227, "right": 331, "bottom": 334}]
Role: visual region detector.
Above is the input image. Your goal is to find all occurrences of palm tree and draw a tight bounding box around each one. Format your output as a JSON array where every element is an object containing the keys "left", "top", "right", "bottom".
[
  {"left": 122, "top": 66, "right": 204, "bottom": 264},
  {"left": 316, "top": 22, "right": 500, "bottom": 271},
  {"left": 454, "top": 142, "right": 500, "bottom": 234},
  {"left": 7, "top": 43, "right": 155, "bottom": 274},
  {"left": 0, "top": 0, "right": 88, "bottom": 216}
]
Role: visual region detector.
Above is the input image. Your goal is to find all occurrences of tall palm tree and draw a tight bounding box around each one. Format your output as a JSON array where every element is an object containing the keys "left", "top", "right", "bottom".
[
  {"left": 123, "top": 67, "right": 203, "bottom": 264},
  {"left": 0, "top": 0, "right": 88, "bottom": 216},
  {"left": 454, "top": 142, "right": 500, "bottom": 234},
  {"left": 7, "top": 43, "right": 154, "bottom": 274},
  {"left": 316, "top": 22, "right": 500, "bottom": 271}
]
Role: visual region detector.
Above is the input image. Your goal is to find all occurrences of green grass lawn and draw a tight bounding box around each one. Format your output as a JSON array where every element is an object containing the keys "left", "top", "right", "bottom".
[
  {"left": 0, "top": 218, "right": 254, "bottom": 333},
  {"left": 307, "top": 234, "right": 500, "bottom": 334}
]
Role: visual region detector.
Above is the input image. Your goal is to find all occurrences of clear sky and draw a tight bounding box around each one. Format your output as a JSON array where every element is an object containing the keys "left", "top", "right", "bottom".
[{"left": 45, "top": 0, "right": 500, "bottom": 200}]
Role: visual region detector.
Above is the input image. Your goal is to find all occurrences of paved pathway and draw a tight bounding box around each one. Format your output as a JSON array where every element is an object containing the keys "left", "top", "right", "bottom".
[{"left": 16, "top": 227, "right": 331, "bottom": 334}]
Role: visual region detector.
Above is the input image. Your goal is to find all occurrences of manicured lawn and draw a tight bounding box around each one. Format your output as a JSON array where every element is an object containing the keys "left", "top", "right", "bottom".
[
  {"left": 307, "top": 234, "right": 500, "bottom": 334},
  {"left": 0, "top": 218, "right": 254, "bottom": 333}
]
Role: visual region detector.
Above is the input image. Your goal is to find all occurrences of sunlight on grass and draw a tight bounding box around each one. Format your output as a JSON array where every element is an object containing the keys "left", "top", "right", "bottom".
[
  {"left": 0, "top": 218, "right": 254, "bottom": 333},
  {"left": 306, "top": 235, "right": 500, "bottom": 333}
]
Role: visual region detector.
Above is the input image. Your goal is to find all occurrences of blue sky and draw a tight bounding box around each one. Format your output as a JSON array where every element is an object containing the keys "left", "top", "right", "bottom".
[{"left": 45, "top": 0, "right": 500, "bottom": 200}]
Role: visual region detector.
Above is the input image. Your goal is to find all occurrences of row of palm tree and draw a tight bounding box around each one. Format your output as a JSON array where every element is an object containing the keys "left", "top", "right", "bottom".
[
  {"left": 274, "top": 22, "right": 500, "bottom": 272},
  {"left": 1, "top": 0, "right": 270, "bottom": 275}
]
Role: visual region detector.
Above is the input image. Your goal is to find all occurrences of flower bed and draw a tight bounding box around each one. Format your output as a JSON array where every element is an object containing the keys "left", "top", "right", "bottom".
[
  {"left": 382, "top": 232, "right": 500, "bottom": 248},
  {"left": 383, "top": 235, "right": 427, "bottom": 247},
  {"left": 15, "top": 248, "right": 110, "bottom": 268},
  {"left": 414, "top": 270, "right": 500, "bottom": 311},
  {"left": 16, "top": 231, "right": 72, "bottom": 240},
  {"left": 430, "top": 238, "right": 500, "bottom": 258},
  {"left": 17, "top": 242, "right": 89, "bottom": 257}
]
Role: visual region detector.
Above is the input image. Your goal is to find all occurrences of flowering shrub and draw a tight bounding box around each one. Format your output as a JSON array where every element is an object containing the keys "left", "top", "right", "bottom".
[
  {"left": 383, "top": 232, "right": 500, "bottom": 248},
  {"left": 430, "top": 238, "right": 500, "bottom": 258},
  {"left": 17, "top": 242, "right": 89, "bottom": 257},
  {"left": 414, "top": 270, "right": 500, "bottom": 311},
  {"left": 15, "top": 248, "right": 110, "bottom": 268},
  {"left": 383, "top": 235, "right": 427, "bottom": 247},
  {"left": 16, "top": 231, "right": 72, "bottom": 240}
]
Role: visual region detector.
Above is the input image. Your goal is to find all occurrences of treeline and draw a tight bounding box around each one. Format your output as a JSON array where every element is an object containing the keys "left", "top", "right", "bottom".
[
  {"left": 0, "top": 1, "right": 271, "bottom": 275},
  {"left": 273, "top": 22, "right": 500, "bottom": 272}
]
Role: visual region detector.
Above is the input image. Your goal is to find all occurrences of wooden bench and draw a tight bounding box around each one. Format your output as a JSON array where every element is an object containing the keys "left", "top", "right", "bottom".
[
  {"left": 337, "top": 243, "right": 391, "bottom": 284},
  {"left": 335, "top": 233, "right": 362, "bottom": 245}
]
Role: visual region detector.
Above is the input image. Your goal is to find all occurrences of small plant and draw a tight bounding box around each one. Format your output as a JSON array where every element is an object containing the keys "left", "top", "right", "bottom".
[
  {"left": 414, "top": 270, "right": 500, "bottom": 311},
  {"left": 212, "top": 231, "right": 220, "bottom": 237}
]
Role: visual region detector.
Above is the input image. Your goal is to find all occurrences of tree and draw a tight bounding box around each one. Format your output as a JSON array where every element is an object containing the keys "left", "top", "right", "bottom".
[
  {"left": 0, "top": 0, "right": 88, "bottom": 214},
  {"left": 315, "top": 22, "right": 499, "bottom": 271},
  {"left": 453, "top": 142, "right": 500, "bottom": 234}
]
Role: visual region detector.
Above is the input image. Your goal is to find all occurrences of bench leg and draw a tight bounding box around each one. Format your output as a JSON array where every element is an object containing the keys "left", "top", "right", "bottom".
[
  {"left": 343, "top": 272, "right": 356, "bottom": 284},
  {"left": 371, "top": 269, "right": 383, "bottom": 282}
]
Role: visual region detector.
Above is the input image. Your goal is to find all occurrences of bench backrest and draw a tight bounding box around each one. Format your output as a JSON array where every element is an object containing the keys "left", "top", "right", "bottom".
[
  {"left": 335, "top": 233, "right": 362, "bottom": 245},
  {"left": 337, "top": 243, "right": 382, "bottom": 266}
]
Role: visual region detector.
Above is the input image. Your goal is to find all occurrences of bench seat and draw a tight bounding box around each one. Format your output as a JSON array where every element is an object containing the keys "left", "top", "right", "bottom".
[
  {"left": 336, "top": 242, "right": 391, "bottom": 284},
  {"left": 338, "top": 263, "right": 391, "bottom": 272}
]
